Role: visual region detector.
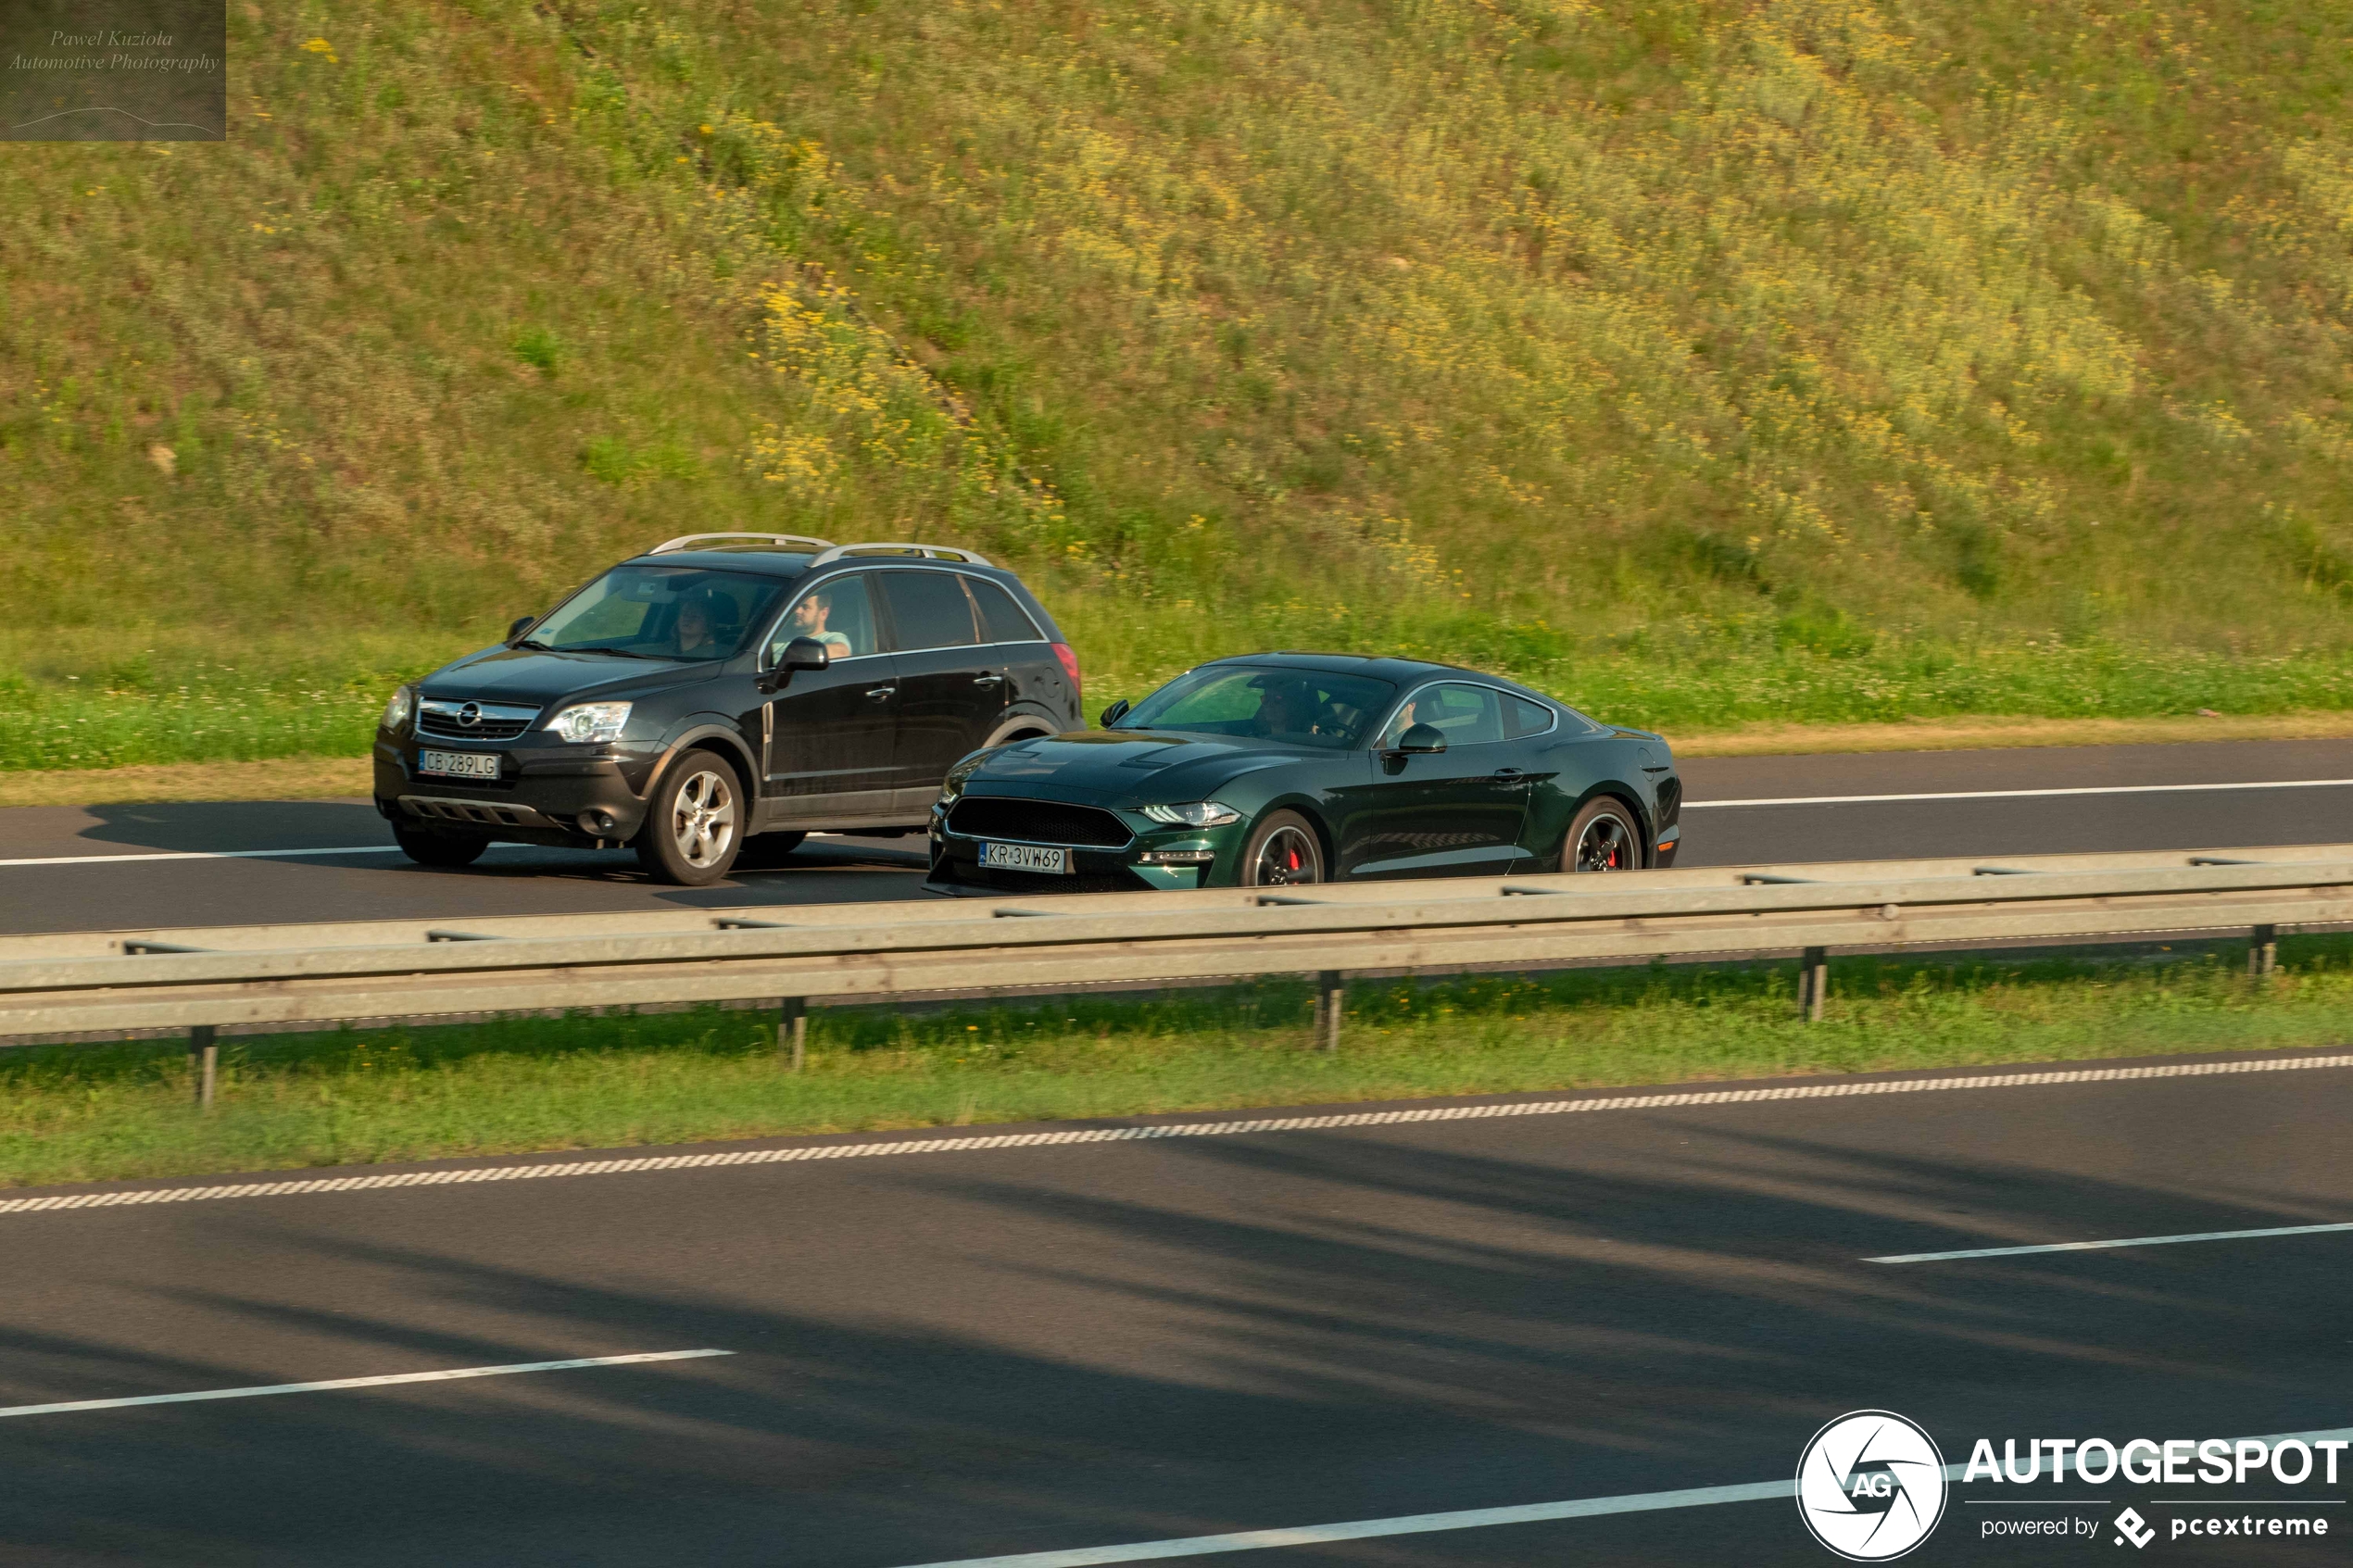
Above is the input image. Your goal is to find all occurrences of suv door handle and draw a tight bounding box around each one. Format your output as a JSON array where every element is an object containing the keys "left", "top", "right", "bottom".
[
  {"left": 972, "top": 674, "right": 1004, "bottom": 687},
  {"left": 864, "top": 686, "right": 896, "bottom": 702}
]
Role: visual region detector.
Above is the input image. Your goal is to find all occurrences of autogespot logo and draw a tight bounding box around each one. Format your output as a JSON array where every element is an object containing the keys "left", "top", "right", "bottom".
[{"left": 1798, "top": 1410, "right": 1949, "bottom": 1562}]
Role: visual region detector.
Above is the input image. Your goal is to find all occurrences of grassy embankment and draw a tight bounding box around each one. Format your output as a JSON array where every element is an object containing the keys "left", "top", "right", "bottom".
[
  {"left": 5, "top": 940, "right": 2348, "bottom": 1188},
  {"left": 7, "top": 0, "right": 2353, "bottom": 774}
]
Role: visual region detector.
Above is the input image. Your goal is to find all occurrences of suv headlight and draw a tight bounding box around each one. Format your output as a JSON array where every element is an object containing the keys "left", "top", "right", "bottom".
[
  {"left": 544, "top": 701, "right": 632, "bottom": 744},
  {"left": 381, "top": 684, "right": 414, "bottom": 732},
  {"left": 1140, "top": 801, "right": 1239, "bottom": 828}
]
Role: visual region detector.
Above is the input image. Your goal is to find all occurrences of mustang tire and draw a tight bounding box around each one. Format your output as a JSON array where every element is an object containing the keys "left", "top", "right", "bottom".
[
  {"left": 636, "top": 749, "right": 746, "bottom": 886},
  {"left": 1563, "top": 797, "right": 1641, "bottom": 872},
  {"left": 1241, "top": 809, "right": 1326, "bottom": 887}
]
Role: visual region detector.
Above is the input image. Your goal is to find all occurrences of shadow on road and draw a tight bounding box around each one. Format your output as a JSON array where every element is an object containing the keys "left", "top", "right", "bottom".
[{"left": 0, "top": 1093, "right": 2345, "bottom": 1564}]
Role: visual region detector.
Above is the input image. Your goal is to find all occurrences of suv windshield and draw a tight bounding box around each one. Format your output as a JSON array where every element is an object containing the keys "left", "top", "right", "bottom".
[
  {"left": 1115, "top": 665, "right": 1395, "bottom": 750},
  {"left": 524, "top": 566, "right": 787, "bottom": 662}
]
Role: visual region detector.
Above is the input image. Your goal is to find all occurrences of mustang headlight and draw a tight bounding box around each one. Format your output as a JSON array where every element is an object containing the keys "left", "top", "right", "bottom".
[
  {"left": 939, "top": 757, "right": 984, "bottom": 809},
  {"left": 543, "top": 701, "right": 632, "bottom": 744},
  {"left": 380, "top": 684, "right": 414, "bottom": 733},
  {"left": 1140, "top": 801, "right": 1239, "bottom": 828}
]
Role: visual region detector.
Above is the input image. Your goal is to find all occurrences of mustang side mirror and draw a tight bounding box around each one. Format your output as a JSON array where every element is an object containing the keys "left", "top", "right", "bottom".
[
  {"left": 761, "top": 635, "right": 832, "bottom": 692},
  {"left": 1392, "top": 722, "right": 1447, "bottom": 755},
  {"left": 508, "top": 615, "right": 536, "bottom": 643},
  {"left": 1099, "top": 697, "right": 1131, "bottom": 728}
]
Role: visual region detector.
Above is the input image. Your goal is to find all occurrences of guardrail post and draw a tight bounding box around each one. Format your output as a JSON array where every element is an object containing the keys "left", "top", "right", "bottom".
[
  {"left": 780, "top": 998, "right": 807, "bottom": 1073},
  {"left": 1315, "top": 972, "right": 1344, "bottom": 1052},
  {"left": 1799, "top": 948, "right": 1828, "bottom": 1022},
  {"left": 2250, "top": 925, "right": 2278, "bottom": 980},
  {"left": 190, "top": 1025, "right": 218, "bottom": 1108}
]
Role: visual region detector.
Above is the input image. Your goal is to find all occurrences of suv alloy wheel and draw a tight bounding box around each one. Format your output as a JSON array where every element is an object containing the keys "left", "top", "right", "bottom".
[{"left": 636, "top": 749, "right": 744, "bottom": 885}]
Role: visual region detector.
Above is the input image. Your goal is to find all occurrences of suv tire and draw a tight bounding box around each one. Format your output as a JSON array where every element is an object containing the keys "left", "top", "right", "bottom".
[
  {"left": 392, "top": 822, "right": 490, "bottom": 869},
  {"left": 636, "top": 749, "right": 745, "bottom": 886},
  {"left": 732, "top": 830, "right": 809, "bottom": 870}
]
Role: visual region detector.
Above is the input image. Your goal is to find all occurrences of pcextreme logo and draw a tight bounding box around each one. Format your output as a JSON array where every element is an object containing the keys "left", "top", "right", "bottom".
[{"left": 1798, "top": 1410, "right": 1950, "bottom": 1561}]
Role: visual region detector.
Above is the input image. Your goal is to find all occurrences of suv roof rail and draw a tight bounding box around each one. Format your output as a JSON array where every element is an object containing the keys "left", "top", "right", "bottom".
[
  {"left": 648, "top": 532, "right": 837, "bottom": 556},
  {"left": 806, "top": 541, "right": 993, "bottom": 568}
]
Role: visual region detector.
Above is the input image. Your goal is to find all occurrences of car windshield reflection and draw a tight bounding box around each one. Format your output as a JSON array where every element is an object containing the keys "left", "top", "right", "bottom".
[
  {"left": 1114, "top": 666, "right": 1395, "bottom": 750},
  {"left": 527, "top": 566, "right": 787, "bottom": 662}
]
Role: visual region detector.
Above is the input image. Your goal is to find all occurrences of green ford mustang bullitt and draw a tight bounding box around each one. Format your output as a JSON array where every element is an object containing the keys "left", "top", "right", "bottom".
[{"left": 925, "top": 653, "right": 1681, "bottom": 894}]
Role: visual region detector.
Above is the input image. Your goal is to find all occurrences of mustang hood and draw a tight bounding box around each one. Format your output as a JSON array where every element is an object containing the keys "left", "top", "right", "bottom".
[
  {"left": 963, "top": 729, "right": 1306, "bottom": 806},
  {"left": 421, "top": 646, "right": 721, "bottom": 708}
]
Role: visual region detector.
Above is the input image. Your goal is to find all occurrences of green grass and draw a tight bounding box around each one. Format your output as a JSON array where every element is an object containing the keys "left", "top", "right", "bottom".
[
  {"left": 16, "top": 613, "right": 2353, "bottom": 771},
  {"left": 9, "top": 0, "right": 2353, "bottom": 766},
  {"left": 6, "top": 941, "right": 2351, "bottom": 1189}
]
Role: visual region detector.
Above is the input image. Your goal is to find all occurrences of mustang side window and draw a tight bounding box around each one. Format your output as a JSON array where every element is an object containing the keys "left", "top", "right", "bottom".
[
  {"left": 772, "top": 573, "right": 876, "bottom": 664},
  {"left": 1388, "top": 683, "right": 1504, "bottom": 746},
  {"left": 1503, "top": 695, "right": 1554, "bottom": 739}
]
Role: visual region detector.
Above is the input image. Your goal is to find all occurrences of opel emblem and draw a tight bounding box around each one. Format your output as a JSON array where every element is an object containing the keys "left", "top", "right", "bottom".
[{"left": 458, "top": 702, "right": 482, "bottom": 728}]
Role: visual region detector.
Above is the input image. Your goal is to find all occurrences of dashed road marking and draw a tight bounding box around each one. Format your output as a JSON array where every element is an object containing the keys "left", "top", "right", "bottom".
[{"left": 6, "top": 1051, "right": 2347, "bottom": 1218}]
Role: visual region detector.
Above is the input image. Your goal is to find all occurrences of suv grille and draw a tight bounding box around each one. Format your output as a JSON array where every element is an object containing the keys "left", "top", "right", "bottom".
[
  {"left": 418, "top": 698, "right": 542, "bottom": 743},
  {"left": 949, "top": 797, "right": 1133, "bottom": 848}
]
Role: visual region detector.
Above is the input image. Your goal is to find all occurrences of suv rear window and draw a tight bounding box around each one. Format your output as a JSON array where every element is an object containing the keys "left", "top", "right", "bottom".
[
  {"left": 966, "top": 577, "right": 1043, "bottom": 643},
  {"left": 880, "top": 571, "right": 979, "bottom": 650}
]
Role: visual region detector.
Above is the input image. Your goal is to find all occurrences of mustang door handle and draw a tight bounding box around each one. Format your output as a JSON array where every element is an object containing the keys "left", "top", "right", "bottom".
[
  {"left": 864, "top": 686, "right": 896, "bottom": 701},
  {"left": 1493, "top": 768, "right": 1530, "bottom": 784},
  {"left": 972, "top": 674, "right": 1004, "bottom": 686}
]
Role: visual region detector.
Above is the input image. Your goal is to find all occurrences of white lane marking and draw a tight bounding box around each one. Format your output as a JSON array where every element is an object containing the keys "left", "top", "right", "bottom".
[
  {"left": 0, "top": 1348, "right": 732, "bottom": 1419},
  {"left": 1683, "top": 777, "right": 2353, "bottom": 809},
  {"left": 6, "top": 1051, "right": 2347, "bottom": 1218},
  {"left": 2, "top": 777, "right": 2342, "bottom": 861},
  {"left": 0, "top": 846, "right": 406, "bottom": 869},
  {"left": 891, "top": 1424, "right": 2353, "bottom": 1567},
  {"left": 1869, "top": 1219, "right": 2353, "bottom": 1264},
  {"left": 897, "top": 1479, "right": 1797, "bottom": 1567}
]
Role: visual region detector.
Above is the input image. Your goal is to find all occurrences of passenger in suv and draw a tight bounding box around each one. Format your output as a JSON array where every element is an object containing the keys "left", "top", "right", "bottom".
[{"left": 373, "top": 535, "right": 1085, "bottom": 885}]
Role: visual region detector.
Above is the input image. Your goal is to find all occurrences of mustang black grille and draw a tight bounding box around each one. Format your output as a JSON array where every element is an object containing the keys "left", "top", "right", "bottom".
[{"left": 948, "top": 797, "right": 1133, "bottom": 848}]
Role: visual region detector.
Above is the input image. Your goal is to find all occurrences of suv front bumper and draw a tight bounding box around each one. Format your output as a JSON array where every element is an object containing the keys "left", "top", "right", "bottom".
[{"left": 372, "top": 735, "right": 659, "bottom": 846}]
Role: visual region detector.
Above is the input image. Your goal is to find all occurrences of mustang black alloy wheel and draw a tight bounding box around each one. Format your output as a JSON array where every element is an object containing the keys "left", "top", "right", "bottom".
[
  {"left": 1565, "top": 797, "right": 1640, "bottom": 872},
  {"left": 636, "top": 749, "right": 744, "bottom": 885},
  {"left": 1562, "top": 798, "right": 1637, "bottom": 870},
  {"left": 1242, "top": 809, "right": 1325, "bottom": 886}
]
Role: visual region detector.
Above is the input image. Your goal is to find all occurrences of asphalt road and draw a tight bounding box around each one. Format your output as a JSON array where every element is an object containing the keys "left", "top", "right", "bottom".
[
  {"left": 5, "top": 1048, "right": 2350, "bottom": 1564},
  {"left": 3, "top": 738, "right": 2351, "bottom": 935}
]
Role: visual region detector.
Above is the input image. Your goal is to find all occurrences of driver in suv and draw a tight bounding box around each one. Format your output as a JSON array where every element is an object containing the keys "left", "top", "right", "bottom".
[{"left": 372, "top": 535, "right": 1085, "bottom": 885}]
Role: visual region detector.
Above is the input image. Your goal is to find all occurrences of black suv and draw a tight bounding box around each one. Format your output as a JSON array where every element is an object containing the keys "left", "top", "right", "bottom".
[{"left": 372, "top": 534, "right": 1084, "bottom": 884}]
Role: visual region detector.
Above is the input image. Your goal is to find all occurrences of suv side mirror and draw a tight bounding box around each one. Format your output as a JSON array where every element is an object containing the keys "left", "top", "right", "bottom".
[
  {"left": 761, "top": 635, "right": 832, "bottom": 692},
  {"left": 1099, "top": 697, "right": 1131, "bottom": 728},
  {"left": 508, "top": 615, "right": 536, "bottom": 643},
  {"left": 1391, "top": 722, "right": 1446, "bottom": 755}
]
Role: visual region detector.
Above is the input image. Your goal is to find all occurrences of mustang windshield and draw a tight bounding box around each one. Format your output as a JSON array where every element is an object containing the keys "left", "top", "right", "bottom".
[
  {"left": 525, "top": 566, "right": 786, "bottom": 663},
  {"left": 1116, "top": 666, "right": 1395, "bottom": 750}
]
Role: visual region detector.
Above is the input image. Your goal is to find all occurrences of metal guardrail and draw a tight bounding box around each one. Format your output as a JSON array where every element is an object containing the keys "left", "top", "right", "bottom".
[{"left": 4, "top": 846, "right": 2347, "bottom": 1104}]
